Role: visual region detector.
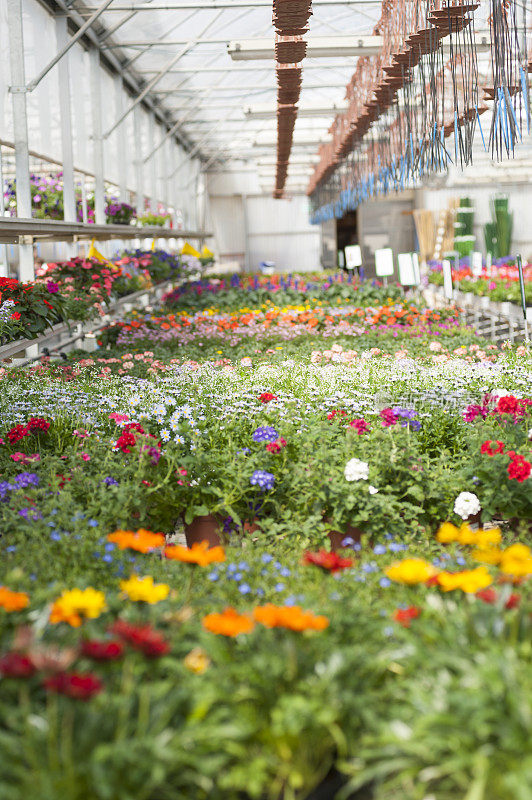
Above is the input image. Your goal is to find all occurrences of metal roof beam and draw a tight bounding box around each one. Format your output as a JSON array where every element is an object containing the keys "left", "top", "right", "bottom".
[
  {"left": 229, "top": 35, "right": 382, "bottom": 60},
  {"left": 81, "top": 0, "right": 379, "bottom": 10}
]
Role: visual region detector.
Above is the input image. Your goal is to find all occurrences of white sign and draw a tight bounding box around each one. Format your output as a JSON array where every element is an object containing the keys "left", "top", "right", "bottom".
[
  {"left": 397, "top": 252, "right": 416, "bottom": 286},
  {"left": 472, "top": 251, "right": 483, "bottom": 276},
  {"left": 375, "top": 247, "right": 394, "bottom": 277},
  {"left": 345, "top": 244, "right": 362, "bottom": 269},
  {"left": 442, "top": 259, "right": 453, "bottom": 300},
  {"left": 412, "top": 252, "right": 421, "bottom": 285}
]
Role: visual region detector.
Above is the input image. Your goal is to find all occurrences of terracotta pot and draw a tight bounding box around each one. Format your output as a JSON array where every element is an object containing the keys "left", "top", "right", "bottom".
[
  {"left": 184, "top": 514, "right": 222, "bottom": 548},
  {"left": 326, "top": 522, "right": 364, "bottom": 552}
]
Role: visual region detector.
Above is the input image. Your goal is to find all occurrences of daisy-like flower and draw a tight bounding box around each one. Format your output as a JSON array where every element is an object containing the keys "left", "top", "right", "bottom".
[
  {"left": 160, "top": 429, "right": 171, "bottom": 442},
  {"left": 344, "top": 458, "right": 369, "bottom": 481}
]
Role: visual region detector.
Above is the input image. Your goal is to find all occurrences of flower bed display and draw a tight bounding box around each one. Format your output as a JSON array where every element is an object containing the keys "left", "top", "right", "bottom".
[
  {"left": 0, "top": 272, "right": 530, "bottom": 800},
  {"left": 428, "top": 258, "right": 532, "bottom": 304}
]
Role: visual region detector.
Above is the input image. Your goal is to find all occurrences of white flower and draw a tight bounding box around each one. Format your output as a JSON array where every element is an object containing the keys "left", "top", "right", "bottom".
[
  {"left": 453, "top": 491, "right": 481, "bottom": 520},
  {"left": 368, "top": 485, "right": 379, "bottom": 495},
  {"left": 128, "top": 394, "right": 141, "bottom": 406},
  {"left": 528, "top": 428, "right": 532, "bottom": 441},
  {"left": 160, "top": 429, "right": 171, "bottom": 442},
  {"left": 344, "top": 458, "right": 369, "bottom": 482}
]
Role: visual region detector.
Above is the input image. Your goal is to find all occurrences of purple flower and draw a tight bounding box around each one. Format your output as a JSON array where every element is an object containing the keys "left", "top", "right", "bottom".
[
  {"left": 252, "top": 426, "right": 279, "bottom": 443},
  {"left": 104, "top": 476, "right": 119, "bottom": 486},
  {"left": 250, "top": 470, "right": 275, "bottom": 491},
  {"left": 14, "top": 472, "right": 39, "bottom": 488},
  {"left": 46, "top": 281, "right": 59, "bottom": 294}
]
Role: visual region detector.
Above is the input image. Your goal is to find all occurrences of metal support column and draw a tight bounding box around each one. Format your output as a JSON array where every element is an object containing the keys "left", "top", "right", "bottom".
[
  {"left": 7, "top": 0, "right": 34, "bottom": 281},
  {"left": 0, "top": 147, "right": 9, "bottom": 278},
  {"left": 115, "top": 75, "right": 128, "bottom": 201},
  {"left": 149, "top": 113, "right": 157, "bottom": 210},
  {"left": 56, "top": 14, "right": 76, "bottom": 223},
  {"left": 133, "top": 105, "right": 144, "bottom": 217},
  {"left": 90, "top": 48, "right": 106, "bottom": 224}
]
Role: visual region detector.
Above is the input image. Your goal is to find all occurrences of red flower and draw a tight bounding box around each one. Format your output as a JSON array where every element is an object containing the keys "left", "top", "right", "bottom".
[
  {"left": 392, "top": 606, "right": 421, "bottom": 627},
  {"left": 81, "top": 640, "right": 124, "bottom": 661},
  {"left": 10, "top": 312, "right": 21, "bottom": 321},
  {"left": 259, "top": 393, "right": 278, "bottom": 403},
  {"left": 480, "top": 440, "right": 505, "bottom": 456},
  {"left": 505, "top": 593, "right": 521, "bottom": 610},
  {"left": 0, "top": 652, "right": 36, "bottom": 678},
  {"left": 380, "top": 408, "right": 398, "bottom": 427},
  {"left": 327, "top": 409, "right": 346, "bottom": 421},
  {"left": 266, "top": 437, "right": 287, "bottom": 453},
  {"left": 303, "top": 549, "right": 353, "bottom": 573},
  {"left": 110, "top": 620, "right": 170, "bottom": 658},
  {"left": 349, "top": 418, "right": 370, "bottom": 435},
  {"left": 497, "top": 395, "right": 519, "bottom": 414},
  {"left": 476, "top": 588, "right": 497, "bottom": 604},
  {"left": 27, "top": 417, "right": 50, "bottom": 433},
  {"left": 7, "top": 424, "right": 29, "bottom": 444},
  {"left": 44, "top": 671, "right": 103, "bottom": 700},
  {"left": 507, "top": 456, "right": 531, "bottom": 482}
]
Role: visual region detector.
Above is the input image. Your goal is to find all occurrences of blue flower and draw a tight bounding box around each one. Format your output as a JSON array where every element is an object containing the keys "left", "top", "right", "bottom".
[
  {"left": 104, "top": 476, "right": 119, "bottom": 486},
  {"left": 102, "top": 554, "right": 113, "bottom": 563},
  {"left": 239, "top": 583, "right": 251, "bottom": 594},
  {"left": 379, "top": 577, "right": 391, "bottom": 588},
  {"left": 373, "top": 544, "right": 387, "bottom": 555},
  {"left": 274, "top": 582, "right": 285, "bottom": 592},
  {"left": 50, "top": 531, "right": 62, "bottom": 541},
  {"left": 207, "top": 571, "right": 219, "bottom": 581},
  {"left": 88, "top": 519, "right": 99, "bottom": 528},
  {"left": 278, "top": 567, "right": 291, "bottom": 577},
  {"left": 252, "top": 426, "right": 279, "bottom": 443},
  {"left": 6, "top": 546, "right": 17, "bottom": 553},
  {"left": 261, "top": 553, "right": 273, "bottom": 564},
  {"left": 250, "top": 470, "right": 275, "bottom": 491}
]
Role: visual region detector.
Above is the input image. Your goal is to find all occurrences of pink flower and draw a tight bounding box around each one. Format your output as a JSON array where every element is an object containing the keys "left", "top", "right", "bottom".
[
  {"left": 73, "top": 429, "right": 88, "bottom": 439},
  {"left": 109, "top": 413, "right": 130, "bottom": 423},
  {"left": 80, "top": 453, "right": 91, "bottom": 461}
]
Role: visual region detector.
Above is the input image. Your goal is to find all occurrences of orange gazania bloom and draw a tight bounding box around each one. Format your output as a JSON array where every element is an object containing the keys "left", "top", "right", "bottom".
[
  {"left": 253, "top": 604, "right": 329, "bottom": 632},
  {"left": 0, "top": 586, "right": 30, "bottom": 612},
  {"left": 107, "top": 529, "right": 165, "bottom": 553},
  {"left": 202, "top": 607, "right": 254, "bottom": 636},
  {"left": 164, "top": 541, "right": 225, "bottom": 566}
]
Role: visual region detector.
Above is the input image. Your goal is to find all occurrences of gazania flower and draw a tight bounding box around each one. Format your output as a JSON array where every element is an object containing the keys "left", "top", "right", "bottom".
[
  {"left": 107, "top": 529, "right": 165, "bottom": 553},
  {"left": 184, "top": 647, "right": 210, "bottom": 674},
  {"left": 303, "top": 550, "right": 353, "bottom": 573},
  {"left": 50, "top": 588, "right": 106, "bottom": 627},
  {"left": 81, "top": 640, "right": 124, "bottom": 661},
  {"left": 44, "top": 671, "right": 103, "bottom": 700},
  {"left": 165, "top": 541, "right": 225, "bottom": 566},
  {"left": 253, "top": 604, "right": 329, "bottom": 632},
  {"left": 0, "top": 586, "right": 30, "bottom": 612},
  {"left": 499, "top": 543, "right": 532, "bottom": 577},
  {"left": 202, "top": 607, "right": 254, "bottom": 636},
  {"left": 120, "top": 575, "right": 170, "bottom": 604},
  {"left": 392, "top": 606, "right": 421, "bottom": 627},
  {"left": 0, "top": 652, "right": 36, "bottom": 678},
  {"left": 110, "top": 619, "right": 170, "bottom": 658},
  {"left": 385, "top": 558, "right": 438, "bottom": 585}
]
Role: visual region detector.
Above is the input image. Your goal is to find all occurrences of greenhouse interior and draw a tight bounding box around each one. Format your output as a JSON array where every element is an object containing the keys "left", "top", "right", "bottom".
[{"left": 1, "top": 0, "right": 532, "bottom": 798}]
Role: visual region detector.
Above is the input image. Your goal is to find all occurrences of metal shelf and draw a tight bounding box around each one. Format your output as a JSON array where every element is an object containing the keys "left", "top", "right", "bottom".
[{"left": 0, "top": 217, "right": 210, "bottom": 244}]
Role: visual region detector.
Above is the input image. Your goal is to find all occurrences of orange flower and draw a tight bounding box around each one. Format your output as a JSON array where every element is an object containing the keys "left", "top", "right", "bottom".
[
  {"left": 202, "top": 607, "right": 254, "bottom": 636},
  {"left": 0, "top": 586, "right": 30, "bottom": 612},
  {"left": 107, "top": 529, "right": 165, "bottom": 553},
  {"left": 165, "top": 541, "right": 225, "bottom": 566},
  {"left": 253, "top": 604, "right": 329, "bottom": 632}
]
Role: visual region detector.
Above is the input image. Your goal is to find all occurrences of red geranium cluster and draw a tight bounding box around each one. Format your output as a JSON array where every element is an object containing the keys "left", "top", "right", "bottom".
[
  {"left": 110, "top": 619, "right": 170, "bottom": 658},
  {"left": 7, "top": 417, "right": 50, "bottom": 445},
  {"left": 259, "top": 392, "right": 278, "bottom": 403},
  {"left": 507, "top": 451, "right": 531, "bottom": 482},
  {"left": 349, "top": 418, "right": 370, "bottom": 435},
  {"left": 115, "top": 422, "right": 146, "bottom": 454},
  {"left": 44, "top": 671, "right": 103, "bottom": 700},
  {"left": 327, "top": 409, "right": 347, "bottom": 421},
  {"left": 266, "top": 437, "right": 287, "bottom": 453},
  {"left": 303, "top": 549, "right": 353, "bottom": 573},
  {"left": 496, "top": 395, "right": 531, "bottom": 416},
  {"left": 0, "top": 652, "right": 36, "bottom": 678},
  {"left": 392, "top": 606, "right": 421, "bottom": 627},
  {"left": 480, "top": 440, "right": 505, "bottom": 456}
]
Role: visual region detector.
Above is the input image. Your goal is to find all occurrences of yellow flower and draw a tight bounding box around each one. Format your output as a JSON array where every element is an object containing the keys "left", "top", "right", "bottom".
[
  {"left": 50, "top": 588, "right": 106, "bottom": 627},
  {"left": 457, "top": 523, "right": 477, "bottom": 545},
  {"left": 120, "top": 575, "right": 170, "bottom": 604},
  {"left": 184, "top": 647, "right": 210, "bottom": 674},
  {"left": 436, "top": 522, "right": 460, "bottom": 543},
  {"left": 500, "top": 544, "right": 532, "bottom": 577},
  {"left": 475, "top": 528, "right": 502, "bottom": 548},
  {"left": 437, "top": 567, "right": 492, "bottom": 594},
  {"left": 385, "top": 558, "right": 438, "bottom": 585},
  {"left": 471, "top": 547, "right": 502, "bottom": 565}
]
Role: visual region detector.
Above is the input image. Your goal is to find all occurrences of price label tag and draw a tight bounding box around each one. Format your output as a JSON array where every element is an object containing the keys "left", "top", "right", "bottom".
[
  {"left": 442, "top": 259, "right": 453, "bottom": 299},
  {"left": 345, "top": 244, "right": 362, "bottom": 269},
  {"left": 375, "top": 247, "right": 394, "bottom": 277},
  {"left": 398, "top": 253, "right": 416, "bottom": 285}
]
